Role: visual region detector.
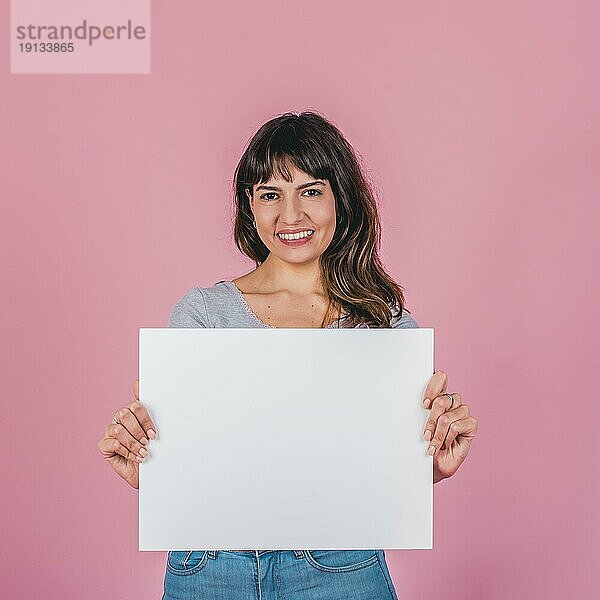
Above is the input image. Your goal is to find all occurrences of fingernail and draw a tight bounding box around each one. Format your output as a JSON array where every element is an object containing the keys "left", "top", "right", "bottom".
[
  {"left": 135, "top": 455, "right": 144, "bottom": 462},
  {"left": 147, "top": 429, "right": 156, "bottom": 439},
  {"left": 423, "top": 430, "right": 432, "bottom": 441},
  {"left": 423, "top": 398, "right": 430, "bottom": 408},
  {"left": 139, "top": 447, "right": 148, "bottom": 456},
  {"left": 427, "top": 445, "right": 436, "bottom": 456},
  {"left": 140, "top": 437, "right": 148, "bottom": 445}
]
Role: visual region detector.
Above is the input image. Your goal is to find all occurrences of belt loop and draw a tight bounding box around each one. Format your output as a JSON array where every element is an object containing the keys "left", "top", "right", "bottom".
[
  {"left": 208, "top": 550, "right": 217, "bottom": 559},
  {"left": 293, "top": 550, "right": 304, "bottom": 559}
]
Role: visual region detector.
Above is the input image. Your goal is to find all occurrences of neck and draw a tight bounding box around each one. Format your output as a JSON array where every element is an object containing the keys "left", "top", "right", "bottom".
[{"left": 252, "top": 253, "right": 324, "bottom": 294}]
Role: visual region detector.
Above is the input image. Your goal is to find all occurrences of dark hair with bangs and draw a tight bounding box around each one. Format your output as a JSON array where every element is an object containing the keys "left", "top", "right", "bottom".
[{"left": 232, "top": 110, "right": 407, "bottom": 328}]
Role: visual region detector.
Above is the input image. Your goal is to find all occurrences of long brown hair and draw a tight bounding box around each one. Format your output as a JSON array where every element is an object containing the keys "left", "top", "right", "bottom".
[{"left": 232, "top": 110, "right": 408, "bottom": 328}]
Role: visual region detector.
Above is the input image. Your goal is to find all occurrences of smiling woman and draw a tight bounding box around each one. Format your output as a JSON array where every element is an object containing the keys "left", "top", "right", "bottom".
[
  {"left": 233, "top": 111, "right": 409, "bottom": 329},
  {"left": 98, "top": 110, "right": 478, "bottom": 600}
]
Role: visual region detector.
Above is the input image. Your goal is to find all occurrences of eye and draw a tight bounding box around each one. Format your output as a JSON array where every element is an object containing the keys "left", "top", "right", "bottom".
[
  {"left": 260, "top": 193, "right": 278, "bottom": 201},
  {"left": 302, "top": 189, "right": 322, "bottom": 197}
]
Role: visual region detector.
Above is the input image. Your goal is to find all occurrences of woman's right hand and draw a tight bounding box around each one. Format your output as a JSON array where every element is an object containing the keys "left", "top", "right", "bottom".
[{"left": 97, "top": 379, "right": 158, "bottom": 489}]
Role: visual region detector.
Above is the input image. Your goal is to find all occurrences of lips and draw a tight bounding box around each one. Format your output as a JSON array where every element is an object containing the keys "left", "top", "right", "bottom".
[
  {"left": 276, "top": 230, "right": 314, "bottom": 246},
  {"left": 276, "top": 228, "right": 314, "bottom": 235}
]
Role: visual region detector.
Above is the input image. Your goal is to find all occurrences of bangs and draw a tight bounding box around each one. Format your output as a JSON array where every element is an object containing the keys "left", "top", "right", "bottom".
[{"left": 247, "top": 121, "right": 335, "bottom": 186}]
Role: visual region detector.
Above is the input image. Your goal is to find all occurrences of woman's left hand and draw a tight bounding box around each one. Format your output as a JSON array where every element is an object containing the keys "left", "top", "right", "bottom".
[{"left": 421, "top": 370, "right": 478, "bottom": 483}]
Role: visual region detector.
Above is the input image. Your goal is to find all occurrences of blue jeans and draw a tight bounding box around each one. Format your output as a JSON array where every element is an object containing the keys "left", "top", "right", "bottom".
[{"left": 162, "top": 549, "right": 399, "bottom": 599}]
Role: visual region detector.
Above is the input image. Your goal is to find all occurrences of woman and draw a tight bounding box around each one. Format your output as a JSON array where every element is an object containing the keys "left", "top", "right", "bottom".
[{"left": 98, "top": 111, "right": 478, "bottom": 599}]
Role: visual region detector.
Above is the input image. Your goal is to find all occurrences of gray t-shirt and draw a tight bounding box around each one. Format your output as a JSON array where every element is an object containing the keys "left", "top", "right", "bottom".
[{"left": 168, "top": 280, "right": 419, "bottom": 329}]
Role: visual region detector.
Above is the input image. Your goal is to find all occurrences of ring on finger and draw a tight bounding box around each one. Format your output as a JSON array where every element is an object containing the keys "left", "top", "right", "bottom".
[{"left": 442, "top": 393, "right": 455, "bottom": 409}]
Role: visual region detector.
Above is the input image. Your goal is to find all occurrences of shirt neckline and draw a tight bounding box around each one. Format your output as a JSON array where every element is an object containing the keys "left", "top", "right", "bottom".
[{"left": 217, "top": 280, "right": 344, "bottom": 329}]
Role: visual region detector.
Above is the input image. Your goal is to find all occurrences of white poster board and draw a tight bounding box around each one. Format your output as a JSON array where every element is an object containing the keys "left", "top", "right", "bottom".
[{"left": 139, "top": 328, "right": 434, "bottom": 550}]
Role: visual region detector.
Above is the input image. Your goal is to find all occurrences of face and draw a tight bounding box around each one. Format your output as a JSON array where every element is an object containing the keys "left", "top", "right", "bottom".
[{"left": 245, "top": 162, "right": 337, "bottom": 265}]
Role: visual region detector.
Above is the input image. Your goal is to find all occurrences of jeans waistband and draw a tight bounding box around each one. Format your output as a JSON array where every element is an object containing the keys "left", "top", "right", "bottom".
[{"left": 217, "top": 550, "right": 304, "bottom": 558}]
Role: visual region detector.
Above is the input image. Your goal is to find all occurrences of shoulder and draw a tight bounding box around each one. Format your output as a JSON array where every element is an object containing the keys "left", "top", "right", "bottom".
[
  {"left": 167, "top": 281, "right": 235, "bottom": 328},
  {"left": 390, "top": 304, "right": 419, "bottom": 328},
  {"left": 168, "top": 287, "right": 209, "bottom": 328}
]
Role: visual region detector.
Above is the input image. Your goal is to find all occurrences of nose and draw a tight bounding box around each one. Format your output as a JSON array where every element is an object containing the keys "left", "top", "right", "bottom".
[{"left": 279, "top": 196, "right": 304, "bottom": 225}]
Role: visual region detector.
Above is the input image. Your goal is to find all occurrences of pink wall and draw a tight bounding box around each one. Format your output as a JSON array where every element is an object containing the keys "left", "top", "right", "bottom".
[{"left": 1, "top": 1, "right": 598, "bottom": 598}]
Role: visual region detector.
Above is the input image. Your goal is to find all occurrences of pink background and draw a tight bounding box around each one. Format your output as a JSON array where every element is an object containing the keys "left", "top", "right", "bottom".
[{"left": 1, "top": 1, "right": 598, "bottom": 598}]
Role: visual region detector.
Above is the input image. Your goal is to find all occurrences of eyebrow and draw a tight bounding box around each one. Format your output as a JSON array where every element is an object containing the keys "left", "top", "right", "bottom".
[{"left": 255, "top": 181, "right": 326, "bottom": 192}]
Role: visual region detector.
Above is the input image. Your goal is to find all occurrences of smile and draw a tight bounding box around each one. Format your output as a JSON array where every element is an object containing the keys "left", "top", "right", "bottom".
[{"left": 276, "top": 230, "right": 314, "bottom": 240}]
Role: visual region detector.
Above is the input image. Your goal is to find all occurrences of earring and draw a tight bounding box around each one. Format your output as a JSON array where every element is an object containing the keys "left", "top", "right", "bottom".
[{"left": 252, "top": 219, "right": 257, "bottom": 229}]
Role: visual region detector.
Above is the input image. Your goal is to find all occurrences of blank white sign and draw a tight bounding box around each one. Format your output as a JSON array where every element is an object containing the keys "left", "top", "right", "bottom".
[{"left": 138, "top": 328, "right": 434, "bottom": 551}]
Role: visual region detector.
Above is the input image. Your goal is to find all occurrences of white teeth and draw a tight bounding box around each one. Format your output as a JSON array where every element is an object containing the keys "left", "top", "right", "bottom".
[{"left": 277, "top": 230, "right": 314, "bottom": 240}]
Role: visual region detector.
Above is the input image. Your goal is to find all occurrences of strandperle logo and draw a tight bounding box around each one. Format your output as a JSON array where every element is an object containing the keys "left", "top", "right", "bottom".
[
  {"left": 11, "top": 0, "right": 151, "bottom": 74},
  {"left": 16, "top": 19, "right": 147, "bottom": 46}
]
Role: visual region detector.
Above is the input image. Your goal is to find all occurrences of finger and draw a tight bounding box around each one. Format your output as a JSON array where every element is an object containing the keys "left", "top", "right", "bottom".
[
  {"left": 441, "top": 415, "right": 469, "bottom": 450},
  {"left": 442, "top": 415, "right": 478, "bottom": 449},
  {"left": 133, "top": 379, "right": 139, "bottom": 400},
  {"left": 428, "top": 406, "right": 469, "bottom": 455},
  {"left": 422, "top": 371, "right": 448, "bottom": 409},
  {"left": 98, "top": 434, "right": 145, "bottom": 463},
  {"left": 103, "top": 422, "right": 149, "bottom": 459},
  {"left": 125, "top": 400, "right": 158, "bottom": 440},
  {"left": 114, "top": 406, "right": 150, "bottom": 445},
  {"left": 422, "top": 393, "right": 462, "bottom": 442}
]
